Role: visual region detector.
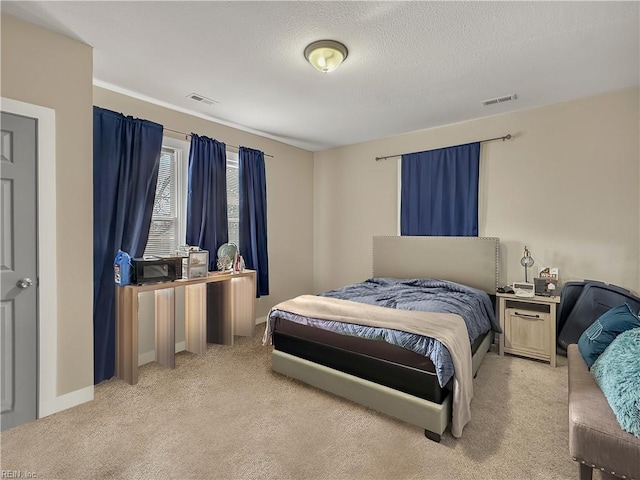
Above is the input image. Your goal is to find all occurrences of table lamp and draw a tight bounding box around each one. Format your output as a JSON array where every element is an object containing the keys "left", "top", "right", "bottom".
[{"left": 520, "top": 246, "right": 535, "bottom": 283}]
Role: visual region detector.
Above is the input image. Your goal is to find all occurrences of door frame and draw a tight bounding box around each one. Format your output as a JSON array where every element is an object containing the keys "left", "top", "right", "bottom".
[{"left": 1, "top": 97, "right": 57, "bottom": 418}]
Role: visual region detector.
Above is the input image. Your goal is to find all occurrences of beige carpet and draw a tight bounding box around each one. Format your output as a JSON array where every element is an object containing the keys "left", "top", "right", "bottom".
[{"left": 1, "top": 326, "right": 584, "bottom": 480}]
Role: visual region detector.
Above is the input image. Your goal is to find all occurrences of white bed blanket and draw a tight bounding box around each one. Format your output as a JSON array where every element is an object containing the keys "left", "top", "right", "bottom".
[{"left": 263, "top": 294, "right": 474, "bottom": 438}]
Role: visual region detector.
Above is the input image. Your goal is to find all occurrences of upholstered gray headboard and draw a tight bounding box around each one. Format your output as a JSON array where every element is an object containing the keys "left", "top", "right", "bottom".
[{"left": 372, "top": 236, "right": 500, "bottom": 293}]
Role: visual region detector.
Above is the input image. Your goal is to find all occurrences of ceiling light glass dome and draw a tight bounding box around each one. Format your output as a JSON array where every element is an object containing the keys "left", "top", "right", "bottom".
[{"left": 304, "top": 40, "right": 348, "bottom": 73}]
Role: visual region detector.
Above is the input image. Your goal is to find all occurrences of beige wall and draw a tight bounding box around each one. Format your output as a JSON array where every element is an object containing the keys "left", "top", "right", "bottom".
[
  {"left": 93, "top": 87, "right": 315, "bottom": 319},
  {"left": 2, "top": 13, "right": 314, "bottom": 397},
  {"left": 314, "top": 88, "right": 640, "bottom": 295},
  {"left": 1, "top": 15, "right": 94, "bottom": 395}
]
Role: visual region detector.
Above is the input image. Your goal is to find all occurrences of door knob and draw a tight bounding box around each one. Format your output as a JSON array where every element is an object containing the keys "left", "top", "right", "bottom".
[{"left": 17, "top": 278, "right": 33, "bottom": 289}]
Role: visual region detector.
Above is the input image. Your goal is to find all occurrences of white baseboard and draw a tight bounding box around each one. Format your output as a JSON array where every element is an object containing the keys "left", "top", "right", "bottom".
[
  {"left": 256, "top": 315, "right": 267, "bottom": 325},
  {"left": 39, "top": 385, "right": 94, "bottom": 418},
  {"left": 138, "top": 341, "right": 186, "bottom": 366}
]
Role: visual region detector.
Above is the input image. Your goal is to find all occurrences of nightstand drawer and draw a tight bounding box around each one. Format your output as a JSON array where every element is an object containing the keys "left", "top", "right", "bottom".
[{"left": 504, "top": 307, "right": 550, "bottom": 359}]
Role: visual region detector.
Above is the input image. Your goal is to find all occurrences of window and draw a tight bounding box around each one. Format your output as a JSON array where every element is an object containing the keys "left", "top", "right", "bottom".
[
  {"left": 226, "top": 151, "right": 240, "bottom": 247},
  {"left": 144, "top": 138, "right": 188, "bottom": 257},
  {"left": 144, "top": 137, "right": 239, "bottom": 258}
]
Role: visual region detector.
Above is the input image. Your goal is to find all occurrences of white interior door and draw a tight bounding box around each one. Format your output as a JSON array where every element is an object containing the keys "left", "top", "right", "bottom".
[{"left": 1, "top": 111, "right": 38, "bottom": 431}]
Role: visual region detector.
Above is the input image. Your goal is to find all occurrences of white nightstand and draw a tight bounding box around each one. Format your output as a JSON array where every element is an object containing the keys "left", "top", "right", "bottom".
[{"left": 497, "top": 293, "right": 560, "bottom": 367}]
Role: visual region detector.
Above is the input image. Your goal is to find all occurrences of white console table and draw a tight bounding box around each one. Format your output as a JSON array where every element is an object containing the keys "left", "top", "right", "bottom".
[{"left": 115, "top": 270, "right": 256, "bottom": 385}]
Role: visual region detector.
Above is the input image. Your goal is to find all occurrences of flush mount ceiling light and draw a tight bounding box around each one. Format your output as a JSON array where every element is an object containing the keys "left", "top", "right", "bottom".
[{"left": 304, "top": 40, "right": 348, "bottom": 73}]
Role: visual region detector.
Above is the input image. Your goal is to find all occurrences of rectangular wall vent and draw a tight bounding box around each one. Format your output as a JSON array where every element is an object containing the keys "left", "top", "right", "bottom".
[
  {"left": 481, "top": 94, "right": 517, "bottom": 107},
  {"left": 186, "top": 93, "right": 218, "bottom": 106}
]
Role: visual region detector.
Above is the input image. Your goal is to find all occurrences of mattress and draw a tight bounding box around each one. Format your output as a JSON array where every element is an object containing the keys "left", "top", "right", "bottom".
[
  {"left": 272, "top": 317, "right": 489, "bottom": 405},
  {"left": 269, "top": 278, "right": 498, "bottom": 387}
]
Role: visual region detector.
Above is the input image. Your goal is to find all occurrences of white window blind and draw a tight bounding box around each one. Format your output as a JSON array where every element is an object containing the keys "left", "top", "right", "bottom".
[
  {"left": 145, "top": 146, "right": 179, "bottom": 257},
  {"left": 143, "top": 141, "right": 235, "bottom": 258},
  {"left": 227, "top": 152, "right": 240, "bottom": 247}
]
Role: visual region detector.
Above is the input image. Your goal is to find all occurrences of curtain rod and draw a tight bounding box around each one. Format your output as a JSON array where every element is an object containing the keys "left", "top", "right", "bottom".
[
  {"left": 374, "top": 134, "right": 512, "bottom": 162},
  {"left": 164, "top": 127, "right": 274, "bottom": 158}
]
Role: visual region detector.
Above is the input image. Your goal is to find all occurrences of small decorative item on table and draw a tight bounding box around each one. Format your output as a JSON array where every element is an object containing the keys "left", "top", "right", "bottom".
[
  {"left": 234, "top": 254, "right": 245, "bottom": 273},
  {"left": 177, "top": 245, "right": 195, "bottom": 278},
  {"left": 216, "top": 243, "right": 238, "bottom": 273},
  {"left": 114, "top": 249, "right": 132, "bottom": 286},
  {"left": 535, "top": 267, "right": 559, "bottom": 296},
  {"left": 187, "top": 250, "right": 209, "bottom": 279}
]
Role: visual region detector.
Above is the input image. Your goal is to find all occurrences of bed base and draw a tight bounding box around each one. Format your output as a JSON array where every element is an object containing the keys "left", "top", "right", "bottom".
[{"left": 272, "top": 329, "right": 493, "bottom": 442}]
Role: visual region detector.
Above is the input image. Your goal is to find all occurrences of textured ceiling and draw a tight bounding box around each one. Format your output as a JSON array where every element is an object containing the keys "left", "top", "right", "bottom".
[{"left": 2, "top": 1, "right": 639, "bottom": 151}]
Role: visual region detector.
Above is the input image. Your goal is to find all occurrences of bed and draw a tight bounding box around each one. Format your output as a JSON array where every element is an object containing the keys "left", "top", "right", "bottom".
[{"left": 264, "top": 236, "right": 500, "bottom": 442}]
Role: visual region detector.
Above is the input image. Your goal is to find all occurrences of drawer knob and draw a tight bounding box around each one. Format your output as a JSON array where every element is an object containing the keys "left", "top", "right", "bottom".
[{"left": 514, "top": 311, "right": 540, "bottom": 319}]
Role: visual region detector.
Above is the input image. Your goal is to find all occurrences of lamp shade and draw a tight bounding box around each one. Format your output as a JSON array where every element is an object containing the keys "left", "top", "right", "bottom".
[{"left": 304, "top": 40, "right": 348, "bottom": 73}]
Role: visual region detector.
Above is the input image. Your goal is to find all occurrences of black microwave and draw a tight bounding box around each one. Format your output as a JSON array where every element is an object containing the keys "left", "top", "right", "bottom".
[{"left": 132, "top": 257, "right": 183, "bottom": 284}]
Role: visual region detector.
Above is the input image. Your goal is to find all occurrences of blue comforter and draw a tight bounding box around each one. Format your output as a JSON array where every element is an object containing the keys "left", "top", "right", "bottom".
[{"left": 269, "top": 278, "right": 500, "bottom": 387}]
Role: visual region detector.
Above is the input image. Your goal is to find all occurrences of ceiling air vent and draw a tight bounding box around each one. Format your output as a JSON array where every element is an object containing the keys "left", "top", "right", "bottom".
[
  {"left": 481, "top": 94, "right": 517, "bottom": 107},
  {"left": 186, "top": 93, "right": 218, "bottom": 106}
]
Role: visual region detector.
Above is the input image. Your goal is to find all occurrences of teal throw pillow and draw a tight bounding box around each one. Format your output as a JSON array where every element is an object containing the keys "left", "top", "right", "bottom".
[
  {"left": 591, "top": 327, "right": 640, "bottom": 437},
  {"left": 578, "top": 303, "right": 640, "bottom": 369}
]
